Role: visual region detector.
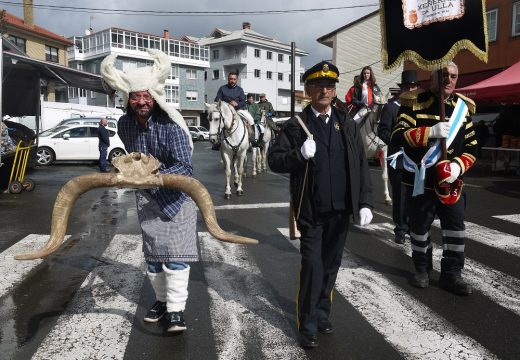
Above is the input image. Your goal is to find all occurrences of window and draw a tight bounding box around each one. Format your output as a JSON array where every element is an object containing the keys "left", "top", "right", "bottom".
[
  {"left": 289, "top": 55, "right": 292, "bottom": 64},
  {"left": 213, "top": 69, "right": 220, "bottom": 79},
  {"left": 267, "top": 51, "right": 272, "bottom": 60},
  {"left": 266, "top": 71, "right": 272, "bottom": 80},
  {"left": 213, "top": 49, "right": 220, "bottom": 59},
  {"left": 254, "top": 69, "right": 261, "bottom": 78},
  {"left": 186, "top": 91, "right": 198, "bottom": 101},
  {"left": 278, "top": 54, "right": 283, "bottom": 62},
  {"left": 169, "top": 65, "right": 179, "bottom": 80},
  {"left": 8, "top": 35, "right": 26, "bottom": 53},
  {"left": 254, "top": 49, "right": 261, "bottom": 58},
  {"left": 487, "top": 9, "right": 498, "bottom": 42},
  {"left": 186, "top": 69, "right": 197, "bottom": 79},
  {"left": 289, "top": 74, "right": 292, "bottom": 83},
  {"left": 45, "top": 45, "right": 59, "bottom": 63},
  {"left": 165, "top": 85, "right": 179, "bottom": 103},
  {"left": 513, "top": 2, "right": 520, "bottom": 36},
  {"left": 278, "top": 72, "right": 283, "bottom": 81}
]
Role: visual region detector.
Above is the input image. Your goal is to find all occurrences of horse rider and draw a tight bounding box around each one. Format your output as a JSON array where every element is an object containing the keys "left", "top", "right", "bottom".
[
  {"left": 390, "top": 61, "right": 478, "bottom": 296},
  {"left": 377, "top": 70, "right": 419, "bottom": 244},
  {"left": 257, "top": 93, "right": 275, "bottom": 117},
  {"left": 344, "top": 75, "right": 360, "bottom": 114},
  {"left": 215, "top": 71, "right": 246, "bottom": 110},
  {"left": 268, "top": 61, "right": 373, "bottom": 349},
  {"left": 246, "top": 93, "right": 264, "bottom": 146},
  {"left": 351, "top": 66, "right": 382, "bottom": 123}
]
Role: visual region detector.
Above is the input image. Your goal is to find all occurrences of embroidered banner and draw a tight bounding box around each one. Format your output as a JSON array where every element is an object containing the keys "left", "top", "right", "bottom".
[{"left": 403, "top": 0, "right": 465, "bottom": 29}]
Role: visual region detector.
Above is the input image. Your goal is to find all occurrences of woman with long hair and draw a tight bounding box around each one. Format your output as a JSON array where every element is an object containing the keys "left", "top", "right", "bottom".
[{"left": 351, "top": 66, "right": 382, "bottom": 110}]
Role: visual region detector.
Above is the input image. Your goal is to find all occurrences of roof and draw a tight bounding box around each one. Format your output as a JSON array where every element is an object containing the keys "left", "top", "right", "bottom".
[
  {"left": 316, "top": 10, "right": 379, "bottom": 47},
  {"left": 195, "top": 27, "right": 308, "bottom": 55},
  {"left": 3, "top": 10, "right": 73, "bottom": 46}
]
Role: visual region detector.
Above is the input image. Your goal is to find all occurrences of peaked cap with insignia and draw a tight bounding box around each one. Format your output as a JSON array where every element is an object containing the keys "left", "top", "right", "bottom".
[{"left": 302, "top": 61, "right": 339, "bottom": 83}]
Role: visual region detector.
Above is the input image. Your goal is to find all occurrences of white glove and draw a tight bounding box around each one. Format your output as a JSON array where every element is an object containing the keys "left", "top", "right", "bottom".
[
  {"left": 359, "top": 207, "right": 373, "bottom": 227},
  {"left": 428, "top": 122, "right": 450, "bottom": 138},
  {"left": 300, "top": 139, "right": 316, "bottom": 160},
  {"left": 446, "top": 162, "right": 461, "bottom": 183}
]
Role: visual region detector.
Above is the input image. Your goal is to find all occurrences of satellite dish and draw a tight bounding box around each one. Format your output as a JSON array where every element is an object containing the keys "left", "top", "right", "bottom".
[{"left": 85, "top": 28, "right": 92, "bottom": 36}]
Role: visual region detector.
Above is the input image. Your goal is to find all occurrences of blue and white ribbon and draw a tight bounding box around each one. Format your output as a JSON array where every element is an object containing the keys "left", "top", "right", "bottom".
[
  {"left": 402, "top": 98, "right": 468, "bottom": 196},
  {"left": 387, "top": 149, "right": 403, "bottom": 169}
]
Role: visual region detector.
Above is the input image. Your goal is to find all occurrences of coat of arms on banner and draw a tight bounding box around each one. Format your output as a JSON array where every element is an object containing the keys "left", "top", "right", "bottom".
[{"left": 403, "top": 0, "right": 465, "bottom": 29}]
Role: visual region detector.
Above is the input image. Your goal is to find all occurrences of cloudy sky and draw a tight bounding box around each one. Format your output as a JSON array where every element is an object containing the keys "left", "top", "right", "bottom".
[{"left": 1, "top": 0, "right": 378, "bottom": 68}]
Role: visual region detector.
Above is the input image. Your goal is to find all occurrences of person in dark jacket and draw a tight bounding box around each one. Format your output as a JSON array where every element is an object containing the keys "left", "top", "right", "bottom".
[
  {"left": 268, "top": 61, "right": 373, "bottom": 349},
  {"left": 98, "top": 118, "right": 110, "bottom": 172},
  {"left": 214, "top": 71, "right": 245, "bottom": 110},
  {"left": 377, "top": 70, "right": 418, "bottom": 244}
]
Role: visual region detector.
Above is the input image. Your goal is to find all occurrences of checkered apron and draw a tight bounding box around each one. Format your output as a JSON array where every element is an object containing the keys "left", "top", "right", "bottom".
[{"left": 136, "top": 190, "right": 198, "bottom": 263}]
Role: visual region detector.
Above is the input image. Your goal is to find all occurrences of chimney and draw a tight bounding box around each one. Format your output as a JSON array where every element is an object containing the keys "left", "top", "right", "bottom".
[
  {"left": 242, "top": 22, "right": 251, "bottom": 30},
  {"left": 163, "top": 30, "right": 170, "bottom": 39},
  {"left": 23, "top": 0, "right": 34, "bottom": 28}
]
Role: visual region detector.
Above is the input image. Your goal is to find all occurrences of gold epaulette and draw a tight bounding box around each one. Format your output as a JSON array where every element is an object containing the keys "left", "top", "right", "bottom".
[
  {"left": 399, "top": 89, "right": 432, "bottom": 111},
  {"left": 455, "top": 93, "right": 476, "bottom": 114}
]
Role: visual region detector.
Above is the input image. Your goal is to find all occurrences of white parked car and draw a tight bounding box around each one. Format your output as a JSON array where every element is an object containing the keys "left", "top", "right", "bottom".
[
  {"left": 36, "top": 124, "right": 127, "bottom": 166},
  {"left": 188, "top": 126, "right": 210, "bottom": 141},
  {"left": 56, "top": 117, "right": 118, "bottom": 129}
]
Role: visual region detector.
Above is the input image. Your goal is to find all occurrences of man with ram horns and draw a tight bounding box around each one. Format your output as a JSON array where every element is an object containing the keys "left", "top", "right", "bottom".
[{"left": 101, "top": 49, "right": 196, "bottom": 333}]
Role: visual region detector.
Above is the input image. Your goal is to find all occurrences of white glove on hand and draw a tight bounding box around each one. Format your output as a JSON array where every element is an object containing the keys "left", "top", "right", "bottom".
[
  {"left": 359, "top": 207, "right": 373, "bottom": 227},
  {"left": 300, "top": 139, "right": 316, "bottom": 160},
  {"left": 428, "top": 122, "right": 450, "bottom": 138},
  {"left": 446, "top": 162, "right": 461, "bottom": 183}
]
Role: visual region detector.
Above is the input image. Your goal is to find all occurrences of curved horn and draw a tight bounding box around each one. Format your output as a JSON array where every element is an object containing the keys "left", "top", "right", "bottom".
[
  {"left": 100, "top": 53, "right": 131, "bottom": 94},
  {"left": 147, "top": 48, "right": 171, "bottom": 84},
  {"left": 16, "top": 170, "right": 257, "bottom": 260}
]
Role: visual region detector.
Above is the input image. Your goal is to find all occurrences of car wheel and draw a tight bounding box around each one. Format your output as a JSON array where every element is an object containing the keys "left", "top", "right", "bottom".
[
  {"left": 36, "top": 147, "right": 55, "bottom": 166},
  {"left": 198, "top": 135, "right": 204, "bottom": 141},
  {"left": 109, "top": 148, "right": 126, "bottom": 162}
]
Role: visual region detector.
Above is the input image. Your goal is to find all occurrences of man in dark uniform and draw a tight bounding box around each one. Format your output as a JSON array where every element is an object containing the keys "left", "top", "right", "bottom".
[
  {"left": 98, "top": 118, "right": 110, "bottom": 172},
  {"left": 268, "top": 61, "right": 373, "bottom": 349},
  {"left": 214, "top": 71, "right": 245, "bottom": 110},
  {"left": 391, "top": 61, "right": 478, "bottom": 296},
  {"left": 377, "top": 70, "right": 418, "bottom": 244}
]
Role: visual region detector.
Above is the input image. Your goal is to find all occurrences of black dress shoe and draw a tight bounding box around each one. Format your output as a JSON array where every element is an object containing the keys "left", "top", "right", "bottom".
[
  {"left": 318, "top": 319, "right": 334, "bottom": 334},
  {"left": 410, "top": 272, "right": 429, "bottom": 288},
  {"left": 299, "top": 333, "right": 319, "bottom": 349},
  {"left": 439, "top": 275, "right": 472, "bottom": 296}
]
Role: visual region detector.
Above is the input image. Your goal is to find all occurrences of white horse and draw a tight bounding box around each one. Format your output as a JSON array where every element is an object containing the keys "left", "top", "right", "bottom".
[
  {"left": 206, "top": 101, "right": 250, "bottom": 199},
  {"left": 354, "top": 96, "right": 392, "bottom": 205},
  {"left": 251, "top": 110, "right": 273, "bottom": 177}
]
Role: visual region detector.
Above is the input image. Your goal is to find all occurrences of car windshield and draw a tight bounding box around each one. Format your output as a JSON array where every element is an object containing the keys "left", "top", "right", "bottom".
[
  {"left": 199, "top": 127, "right": 208, "bottom": 131},
  {"left": 39, "top": 125, "right": 70, "bottom": 137}
]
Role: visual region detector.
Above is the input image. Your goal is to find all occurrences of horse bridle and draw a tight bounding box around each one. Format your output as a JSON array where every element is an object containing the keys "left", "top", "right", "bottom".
[{"left": 211, "top": 102, "right": 246, "bottom": 154}]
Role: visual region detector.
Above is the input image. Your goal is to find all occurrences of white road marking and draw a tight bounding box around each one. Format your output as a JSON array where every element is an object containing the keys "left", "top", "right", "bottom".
[
  {"left": 32, "top": 235, "right": 144, "bottom": 360},
  {"left": 357, "top": 222, "right": 520, "bottom": 317},
  {"left": 0, "top": 234, "right": 70, "bottom": 298},
  {"left": 493, "top": 214, "right": 520, "bottom": 225},
  {"left": 214, "top": 202, "right": 289, "bottom": 210},
  {"left": 199, "top": 232, "right": 305, "bottom": 360},
  {"left": 278, "top": 228, "right": 498, "bottom": 360}
]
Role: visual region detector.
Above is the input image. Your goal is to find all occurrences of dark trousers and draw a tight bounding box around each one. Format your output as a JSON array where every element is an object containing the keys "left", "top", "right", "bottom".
[
  {"left": 99, "top": 145, "right": 108, "bottom": 171},
  {"left": 406, "top": 189, "right": 466, "bottom": 276},
  {"left": 388, "top": 166, "right": 408, "bottom": 239},
  {"left": 297, "top": 210, "right": 349, "bottom": 336}
]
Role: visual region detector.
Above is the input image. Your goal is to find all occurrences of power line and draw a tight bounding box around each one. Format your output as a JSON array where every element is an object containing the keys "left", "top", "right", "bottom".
[{"left": 0, "top": 1, "right": 378, "bottom": 16}]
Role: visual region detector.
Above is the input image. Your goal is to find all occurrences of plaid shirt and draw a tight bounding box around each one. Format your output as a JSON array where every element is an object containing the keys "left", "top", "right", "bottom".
[{"left": 118, "top": 112, "right": 193, "bottom": 220}]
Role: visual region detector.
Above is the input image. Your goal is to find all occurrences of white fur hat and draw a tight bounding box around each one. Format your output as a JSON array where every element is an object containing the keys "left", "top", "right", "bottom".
[{"left": 100, "top": 49, "right": 192, "bottom": 149}]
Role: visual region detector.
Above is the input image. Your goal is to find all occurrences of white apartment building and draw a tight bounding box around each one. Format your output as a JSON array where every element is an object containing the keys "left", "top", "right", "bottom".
[
  {"left": 191, "top": 22, "right": 308, "bottom": 115},
  {"left": 67, "top": 28, "right": 210, "bottom": 126}
]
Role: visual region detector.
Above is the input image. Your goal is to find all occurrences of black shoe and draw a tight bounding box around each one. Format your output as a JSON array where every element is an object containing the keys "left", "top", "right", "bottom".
[
  {"left": 299, "top": 333, "right": 319, "bottom": 349},
  {"left": 165, "top": 311, "right": 187, "bottom": 332},
  {"left": 439, "top": 275, "right": 472, "bottom": 296},
  {"left": 394, "top": 236, "right": 405, "bottom": 244},
  {"left": 410, "top": 272, "right": 430, "bottom": 288},
  {"left": 144, "top": 301, "right": 167, "bottom": 323},
  {"left": 317, "top": 319, "right": 334, "bottom": 334}
]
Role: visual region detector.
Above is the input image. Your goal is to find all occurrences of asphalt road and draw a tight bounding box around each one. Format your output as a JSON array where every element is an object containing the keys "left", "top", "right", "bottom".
[{"left": 0, "top": 141, "right": 519, "bottom": 359}]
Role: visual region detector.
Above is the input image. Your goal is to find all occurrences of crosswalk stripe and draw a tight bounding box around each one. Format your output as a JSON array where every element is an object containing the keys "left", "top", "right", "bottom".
[
  {"left": 278, "top": 228, "right": 498, "bottom": 359},
  {"left": 0, "top": 234, "right": 70, "bottom": 298},
  {"left": 198, "top": 232, "right": 306, "bottom": 360},
  {"left": 31, "top": 234, "right": 144, "bottom": 360},
  {"left": 214, "top": 203, "right": 289, "bottom": 210},
  {"left": 357, "top": 222, "right": 520, "bottom": 317},
  {"left": 432, "top": 219, "right": 520, "bottom": 257},
  {"left": 492, "top": 214, "right": 520, "bottom": 225}
]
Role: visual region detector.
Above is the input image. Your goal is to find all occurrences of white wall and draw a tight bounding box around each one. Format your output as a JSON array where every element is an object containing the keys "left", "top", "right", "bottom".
[{"left": 40, "top": 101, "right": 124, "bottom": 130}]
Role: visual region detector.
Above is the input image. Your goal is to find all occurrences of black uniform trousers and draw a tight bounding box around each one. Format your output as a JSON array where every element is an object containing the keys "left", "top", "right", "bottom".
[
  {"left": 388, "top": 165, "right": 409, "bottom": 239},
  {"left": 297, "top": 210, "right": 349, "bottom": 336},
  {"left": 406, "top": 188, "right": 466, "bottom": 276}
]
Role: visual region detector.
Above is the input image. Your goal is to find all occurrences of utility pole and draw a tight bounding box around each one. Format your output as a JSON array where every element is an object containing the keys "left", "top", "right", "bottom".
[{"left": 290, "top": 42, "right": 295, "bottom": 118}]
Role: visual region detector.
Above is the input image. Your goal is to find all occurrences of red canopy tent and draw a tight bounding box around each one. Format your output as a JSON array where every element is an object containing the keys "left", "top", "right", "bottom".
[{"left": 457, "top": 60, "right": 520, "bottom": 104}]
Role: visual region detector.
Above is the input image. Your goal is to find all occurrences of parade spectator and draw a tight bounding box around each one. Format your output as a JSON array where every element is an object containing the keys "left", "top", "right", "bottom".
[
  {"left": 377, "top": 70, "right": 418, "bottom": 244},
  {"left": 215, "top": 71, "right": 245, "bottom": 110},
  {"left": 101, "top": 49, "right": 197, "bottom": 333},
  {"left": 97, "top": 118, "right": 110, "bottom": 172},
  {"left": 268, "top": 61, "right": 373, "bottom": 349},
  {"left": 344, "top": 75, "right": 360, "bottom": 114},
  {"left": 351, "top": 66, "right": 382, "bottom": 110},
  {"left": 391, "top": 61, "right": 478, "bottom": 296}
]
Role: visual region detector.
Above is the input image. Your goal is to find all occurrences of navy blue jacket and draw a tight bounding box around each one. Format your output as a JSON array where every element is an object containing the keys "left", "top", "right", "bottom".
[{"left": 215, "top": 84, "right": 246, "bottom": 110}]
